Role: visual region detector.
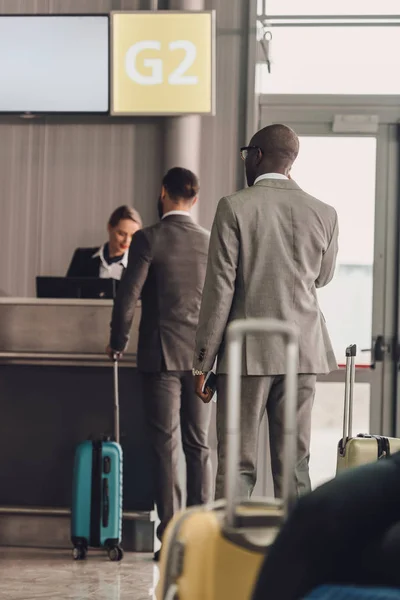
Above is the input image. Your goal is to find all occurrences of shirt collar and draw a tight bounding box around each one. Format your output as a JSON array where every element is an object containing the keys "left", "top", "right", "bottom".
[
  {"left": 254, "top": 173, "right": 289, "bottom": 185},
  {"left": 120, "top": 252, "right": 129, "bottom": 268},
  {"left": 92, "top": 244, "right": 128, "bottom": 268},
  {"left": 162, "top": 210, "right": 192, "bottom": 220}
]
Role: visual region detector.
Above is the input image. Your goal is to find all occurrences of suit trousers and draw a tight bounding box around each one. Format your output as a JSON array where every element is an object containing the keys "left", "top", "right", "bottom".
[
  {"left": 215, "top": 374, "right": 316, "bottom": 500},
  {"left": 141, "top": 371, "right": 212, "bottom": 540}
]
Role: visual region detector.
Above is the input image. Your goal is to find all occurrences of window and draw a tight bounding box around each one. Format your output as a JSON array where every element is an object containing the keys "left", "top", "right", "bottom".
[
  {"left": 290, "top": 136, "right": 376, "bottom": 364},
  {"left": 257, "top": 0, "right": 400, "bottom": 16},
  {"left": 256, "top": 26, "right": 400, "bottom": 94}
]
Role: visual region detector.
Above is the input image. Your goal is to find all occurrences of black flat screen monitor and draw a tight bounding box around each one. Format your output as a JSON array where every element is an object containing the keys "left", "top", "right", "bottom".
[{"left": 36, "top": 277, "right": 118, "bottom": 300}]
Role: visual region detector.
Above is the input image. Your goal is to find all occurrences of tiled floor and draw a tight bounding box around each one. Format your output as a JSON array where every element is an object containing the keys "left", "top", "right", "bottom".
[{"left": 0, "top": 548, "right": 158, "bottom": 600}]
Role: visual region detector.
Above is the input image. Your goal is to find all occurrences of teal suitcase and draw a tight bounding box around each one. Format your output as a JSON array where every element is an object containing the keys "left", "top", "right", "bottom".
[{"left": 71, "top": 360, "right": 123, "bottom": 561}]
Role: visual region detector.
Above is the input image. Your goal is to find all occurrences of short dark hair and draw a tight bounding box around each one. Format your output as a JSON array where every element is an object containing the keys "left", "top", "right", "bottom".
[
  {"left": 108, "top": 206, "right": 142, "bottom": 229},
  {"left": 162, "top": 167, "right": 199, "bottom": 203}
]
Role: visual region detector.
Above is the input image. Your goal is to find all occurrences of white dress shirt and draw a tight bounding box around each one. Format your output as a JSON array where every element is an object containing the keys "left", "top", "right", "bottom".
[
  {"left": 92, "top": 244, "right": 128, "bottom": 280},
  {"left": 254, "top": 173, "right": 289, "bottom": 184},
  {"left": 162, "top": 210, "right": 192, "bottom": 219}
]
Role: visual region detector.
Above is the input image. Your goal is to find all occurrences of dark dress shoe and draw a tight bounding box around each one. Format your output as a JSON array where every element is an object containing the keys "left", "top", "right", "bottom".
[{"left": 154, "top": 549, "right": 161, "bottom": 562}]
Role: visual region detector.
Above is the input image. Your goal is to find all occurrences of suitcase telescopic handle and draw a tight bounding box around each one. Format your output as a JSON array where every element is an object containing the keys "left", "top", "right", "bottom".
[
  {"left": 341, "top": 344, "right": 357, "bottom": 456},
  {"left": 225, "top": 318, "right": 299, "bottom": 528},
  {"left": 113, "top": 356, "right": 120, "bottom": 444}
]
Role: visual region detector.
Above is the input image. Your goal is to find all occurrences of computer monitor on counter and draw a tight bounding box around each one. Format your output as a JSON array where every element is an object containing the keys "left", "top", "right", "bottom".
[{"left": 36, "top": 277, "right": 118, "bottom": 300}]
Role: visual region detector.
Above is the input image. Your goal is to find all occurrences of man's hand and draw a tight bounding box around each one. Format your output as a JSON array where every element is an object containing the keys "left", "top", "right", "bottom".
[
  {"left": 194, "top": 373, "right": 213, "bottom": 404},
  {"left": 106, "top": 345, "right": 123, "bottom": 361}
]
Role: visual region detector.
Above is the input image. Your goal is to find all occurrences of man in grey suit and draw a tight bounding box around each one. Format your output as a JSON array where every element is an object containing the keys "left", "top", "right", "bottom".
[
  {"left": 108, "top": 167, "right": 212, "bottom": 560},
  {"left": 194, "top": 124, "right": 338, "bottom": 500}
]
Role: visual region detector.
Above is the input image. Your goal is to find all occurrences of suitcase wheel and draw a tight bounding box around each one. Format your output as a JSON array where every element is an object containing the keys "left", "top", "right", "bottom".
[
  {"left": 72, "top": 546, "right": 87, "bottom": 561},
  {"left": 108, "top": 546, "right": 124, "bottom": 562}
]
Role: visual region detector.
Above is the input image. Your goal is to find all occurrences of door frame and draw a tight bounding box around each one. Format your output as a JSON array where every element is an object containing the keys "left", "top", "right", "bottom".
[{"left": 258, "top": 94, "right": 400, "bottom": 435}]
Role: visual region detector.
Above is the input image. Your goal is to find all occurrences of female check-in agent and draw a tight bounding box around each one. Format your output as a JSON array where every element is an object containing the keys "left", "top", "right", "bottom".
[{"left": 67, "top": 206, "right": 142, "bottom": 281}]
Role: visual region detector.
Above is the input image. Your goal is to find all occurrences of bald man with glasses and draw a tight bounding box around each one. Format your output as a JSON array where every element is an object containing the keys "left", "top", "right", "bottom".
[{"left": 193, "top": 124, "right": 339, "bottom": 501}]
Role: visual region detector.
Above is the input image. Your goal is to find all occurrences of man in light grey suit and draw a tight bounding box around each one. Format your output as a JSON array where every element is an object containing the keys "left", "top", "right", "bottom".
[{"left": 193, "top": 124, "right": 338, "bottom": 500}]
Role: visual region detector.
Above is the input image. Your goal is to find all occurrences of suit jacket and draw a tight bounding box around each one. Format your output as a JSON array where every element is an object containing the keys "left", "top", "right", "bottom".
[
  {"left": 193, "top": 178, "right": 338, "bottom": 376},
  {"left": 67, "top": 247, "right": 102, "bottom": 278},
  {"left": 110, "top": 214, "right": 210, "bottom": 372}
]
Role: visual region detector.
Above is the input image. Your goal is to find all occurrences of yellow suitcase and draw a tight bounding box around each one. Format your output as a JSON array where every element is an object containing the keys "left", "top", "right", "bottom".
[
  {"left": 337, "top": 344, "right": 400, "bottom": 474},
  {"left": 156, "top": 318, "right": 299, "bottom": 600}
]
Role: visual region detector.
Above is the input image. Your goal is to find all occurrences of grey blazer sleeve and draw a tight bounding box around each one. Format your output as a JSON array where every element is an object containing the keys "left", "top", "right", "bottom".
[
  {"left": 110, "top": 230, "right": 152, "bottom": 352},
  {"left": 316, "top": 211, "right": 339, "bottom": 289},
  {"left": 193, "top": 197, "right": 239, "bottom": 371}
]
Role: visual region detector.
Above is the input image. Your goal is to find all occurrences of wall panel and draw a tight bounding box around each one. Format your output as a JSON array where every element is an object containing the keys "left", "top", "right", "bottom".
[
  {"left": 38, "top": 120, "right": 155, "bottom": 279},
  {"left": 0, "top": 0, "right": 49, "bottom": 13},
  {"left": 199, "top": 0, "right": 250, "bottom": 229},
  {"left": 0, "top": 123, "right": 42, "bottom": 297},
  {"left": 0, "top": 0, "right": 251, "bottom": 295},
  {"left": 0, "top": 117, "right": 163, "bottom": 297}
]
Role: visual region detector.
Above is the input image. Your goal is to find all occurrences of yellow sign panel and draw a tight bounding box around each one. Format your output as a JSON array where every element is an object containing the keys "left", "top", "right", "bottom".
[{"left": 111, "top": 11, "right": 215, "bottom": 116}]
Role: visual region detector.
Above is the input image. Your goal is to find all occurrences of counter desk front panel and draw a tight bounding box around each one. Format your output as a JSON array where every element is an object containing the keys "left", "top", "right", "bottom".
[
  {"left": 0, "top": 299, "right": 154, "bottom": 512},
  {"left": 0, "top": 364, "right": 154, "bottom": 511}
]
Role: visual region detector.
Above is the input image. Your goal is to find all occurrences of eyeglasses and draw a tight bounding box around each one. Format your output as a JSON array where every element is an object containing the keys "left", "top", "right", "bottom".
[{"left": 240, "top": 145, "right": 263, "bottom": 161}]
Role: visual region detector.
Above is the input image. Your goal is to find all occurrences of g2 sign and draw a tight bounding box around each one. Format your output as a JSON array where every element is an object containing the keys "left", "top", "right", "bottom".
[
  {"left": 111, "top": 12, "right": 215, "bottom": 115},
  {"left": 126, "top": 40, "right": 198, "bottom": 86}
]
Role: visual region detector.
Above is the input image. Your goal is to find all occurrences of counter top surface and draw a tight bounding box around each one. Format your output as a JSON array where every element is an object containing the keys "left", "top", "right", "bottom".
[
  {"left": 0, "top": 297, "right": 140, "bottom": 365},
  {"left": 0, "top": 298, "right": 117, "bottom": 306}
]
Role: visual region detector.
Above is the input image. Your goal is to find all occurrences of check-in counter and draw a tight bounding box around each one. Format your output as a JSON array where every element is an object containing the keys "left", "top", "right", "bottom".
[
  {"left": 0, "top": 297, "right": 139, "bottom": 366},
  {"left": 0, "top": 298, "right": 154, "bottom": 550}
]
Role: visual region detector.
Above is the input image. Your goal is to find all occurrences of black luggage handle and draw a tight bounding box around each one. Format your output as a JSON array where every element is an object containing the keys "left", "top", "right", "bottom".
[
  {"left": 102, "top": 477, "right": 110, "bottom": 528},
  {"left": 113, "top": 358, "right": 120, "bottom": 444},
  {"left": 340, "top": 344, "right": 357, "bottom": 457}
]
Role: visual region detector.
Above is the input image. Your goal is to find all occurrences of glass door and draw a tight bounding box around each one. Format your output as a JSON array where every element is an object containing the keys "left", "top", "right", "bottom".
[
  {"left": 290, "top": 134, "right": 378, "bottom": 486},
  {"left": 256, "top": 102, "right": 399, "bottom": 489}
]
